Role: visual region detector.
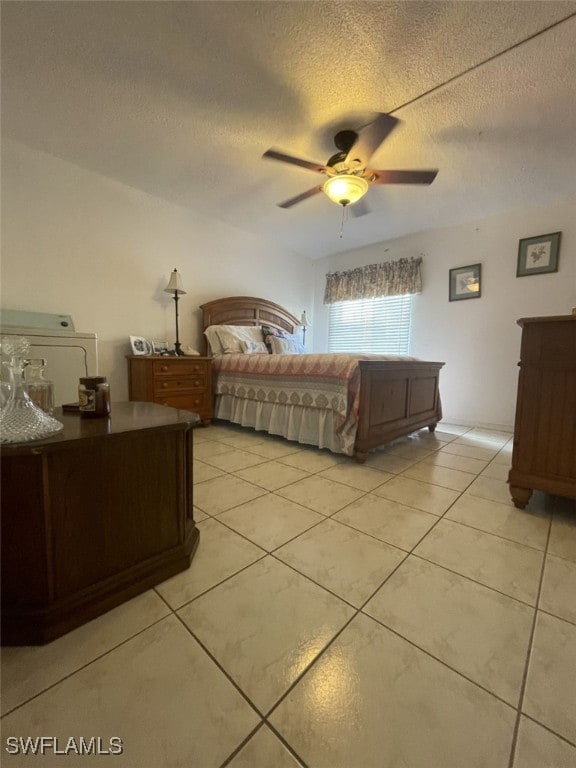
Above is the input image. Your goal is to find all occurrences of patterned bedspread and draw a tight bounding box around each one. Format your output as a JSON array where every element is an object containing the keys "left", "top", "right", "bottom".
[{"left": 212, "top": 352, "right": 415, "bottom": 447}]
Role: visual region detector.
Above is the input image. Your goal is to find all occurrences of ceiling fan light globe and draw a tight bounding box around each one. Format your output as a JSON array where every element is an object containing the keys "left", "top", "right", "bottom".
[{"left": 323, "top": 174, "right": 369, "bottom": 206}]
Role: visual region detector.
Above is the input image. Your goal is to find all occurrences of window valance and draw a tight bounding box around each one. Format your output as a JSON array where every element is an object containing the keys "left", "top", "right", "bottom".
[{"left": 324, "top": 257, "right": 422, "bottom": 304}]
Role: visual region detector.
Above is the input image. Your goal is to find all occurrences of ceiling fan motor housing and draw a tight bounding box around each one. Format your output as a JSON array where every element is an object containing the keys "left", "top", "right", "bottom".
[{"left": 334, "top": 129, "right": 358, "bottom": 153}]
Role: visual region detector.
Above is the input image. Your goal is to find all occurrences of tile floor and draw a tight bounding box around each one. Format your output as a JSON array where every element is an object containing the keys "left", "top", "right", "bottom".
[{"left": 2, "top": 421, "right": 576, "bottom": 767}]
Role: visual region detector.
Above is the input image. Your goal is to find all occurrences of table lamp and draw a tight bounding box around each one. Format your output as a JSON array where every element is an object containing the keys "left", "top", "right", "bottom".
[{"left": 164, "top": 268, "right": 186, "bottom": 356}]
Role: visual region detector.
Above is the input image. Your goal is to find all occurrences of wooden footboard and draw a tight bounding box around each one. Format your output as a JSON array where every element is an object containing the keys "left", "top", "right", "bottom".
[{"left": 354, "top": 360, "right": 444, "bottom": 462}]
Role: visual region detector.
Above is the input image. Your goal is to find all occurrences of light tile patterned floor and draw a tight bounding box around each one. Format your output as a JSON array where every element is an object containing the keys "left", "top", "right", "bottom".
[{"left": 2, "top": 421, "right": 575, "bottom": 767}]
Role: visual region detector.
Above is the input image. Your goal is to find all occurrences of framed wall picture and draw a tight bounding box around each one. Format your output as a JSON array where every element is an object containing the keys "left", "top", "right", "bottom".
[
  {"left": 517, "top": 231, "right": 561, "bottom": 277},
  {"left": 129, "top": 336, "right": 152, "bottom": 356},
  {"left": 449, "top": 264, "right": 482, "bottom": 301}
]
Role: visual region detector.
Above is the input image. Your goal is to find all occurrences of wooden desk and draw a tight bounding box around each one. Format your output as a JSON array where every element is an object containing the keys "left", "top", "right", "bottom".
[{"left": 1, "top": 402, "right": 200, "bottom": 645}]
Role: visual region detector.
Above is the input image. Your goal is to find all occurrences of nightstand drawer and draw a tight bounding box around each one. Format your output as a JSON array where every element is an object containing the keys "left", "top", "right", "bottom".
[
  {"left": 153, "top": 360, "right": 208, "bottom": 376},
  {"left": 153, "top": 375, "right": 207, "bottom": 394}
]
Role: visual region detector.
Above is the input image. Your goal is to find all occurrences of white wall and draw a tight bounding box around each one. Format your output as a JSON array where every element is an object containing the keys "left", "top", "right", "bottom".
[
  {"left": 1, "top": 139, "right": 314, "bottom": 400},
  {"left": 313, "top": 198, "right": 576, "bottom": 430},
  {"left": 4, "top": 139, "right": 574, "bottom": 429}
]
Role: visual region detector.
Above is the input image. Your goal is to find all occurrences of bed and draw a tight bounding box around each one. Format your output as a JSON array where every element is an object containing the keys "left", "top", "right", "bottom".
[{"left": 199, "top": 296, "right": 444, "bottom": 462}]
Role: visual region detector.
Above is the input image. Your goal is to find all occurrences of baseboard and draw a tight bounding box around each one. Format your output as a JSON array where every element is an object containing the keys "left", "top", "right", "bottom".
[{"left": 440, "top": 418, "right": 514, "bottom": 435}]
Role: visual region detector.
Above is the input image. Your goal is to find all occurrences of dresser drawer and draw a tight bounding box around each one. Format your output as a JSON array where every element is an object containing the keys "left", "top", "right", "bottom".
[
  {"left": 153, "top": 359, "right": 208, "bottom": 376},
  {"left": 155, "top": 393, "right": 210, "bottom": 413},
  {"left": 153, "top": 375, "right": 207, "bottom": 394}
]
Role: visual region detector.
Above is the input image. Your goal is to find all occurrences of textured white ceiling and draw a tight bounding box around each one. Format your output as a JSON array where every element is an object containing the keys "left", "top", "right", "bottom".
[{"left": 2, "top": 1, "right": 576, "bottom": 258}]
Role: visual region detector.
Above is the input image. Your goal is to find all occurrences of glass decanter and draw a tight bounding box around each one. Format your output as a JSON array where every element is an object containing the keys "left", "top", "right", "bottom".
[
  {"left": 0, "top": 336, "right": 64, "bottom": 444},
  {"left": 24, "top": 358, "right": 55, "bottom": 414}
]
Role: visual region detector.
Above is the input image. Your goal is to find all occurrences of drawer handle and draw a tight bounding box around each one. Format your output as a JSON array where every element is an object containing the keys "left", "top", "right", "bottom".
[{"left": 161, "top": 365, "right": 169, "bottom": 372}]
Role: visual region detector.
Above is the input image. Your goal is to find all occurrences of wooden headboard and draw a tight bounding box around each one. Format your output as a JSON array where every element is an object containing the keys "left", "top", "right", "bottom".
[
  {"left": 199, "top": 296, "right": 301, "bottom": 357},
  {"left": 200, "top": 296, "right": 300, "bottom": 338}
]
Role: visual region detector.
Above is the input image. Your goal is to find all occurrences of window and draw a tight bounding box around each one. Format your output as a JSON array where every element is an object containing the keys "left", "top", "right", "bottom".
[{"left": 328, "top": 295, "right": 413, "bottom": 355}]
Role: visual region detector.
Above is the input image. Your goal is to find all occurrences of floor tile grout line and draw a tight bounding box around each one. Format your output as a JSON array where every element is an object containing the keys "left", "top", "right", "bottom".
[
  {"left": 195, "top": 434, "right": 553, "bottom": 614},
  {"left": 507, "top": 510, "right": 554, "bottom": 768},
  {"left": 543, "top": 548, "right": 576, "bottom": 566},
  {"left": 218, "top": 720, "right": 310, "bottom": 768},
  {"left": 409, "top": 552, "right": 541, "bottom": 611},
  {"left": 249, "top": 446, "right": 533, "bottom": 732},
  {"left": 267, "top": 549, "right": 388, "bottom": 613},
  {"left": 262, "top": 593, "right": 522, "bottom": 743},
  {"left": 181, "top": 494, "right": 564, "bottom": 740},
  {"left": 197, "top": 426, "right": 468, "bottom": 473},
  {"left": 519, "top": 713, "right": 576, "bottom": 751},
  {"left": 172, "top": 611, "right": 267, "bottom": 719},
  {"left": 350, "top": 477, "right": 545, "bottom": 610},
  {"left": 361, "top": 610, "right": 521, "bottom": 712},
  {"left": 0, "top": 614, "right": 172, "bottom": 719},
  {"left": 253, "top": 721, "right": 310, "bottom": 768},
  {"left": 536, "top": 606, "right": 576, "bottom": 628},
  {"left": 169, "top": 570, "right": 356, "bottom": 768},
  {"left": 437, "top": 514, "right": 552, "bottom": 555},
  {"left": 217, "top": 722, "right": 268, "bottom": 768},
  {"left": 262, "top": 609, "right": 363, "bottom": 724},
  {"left": 158, "top": 547, "right": 269, "bottom": 614},
  {"left": 164, "top": 528, "right": 349, "bottom": 767},
  {"left": 202, "top": 457, "right": 554, "bottom": 593}
]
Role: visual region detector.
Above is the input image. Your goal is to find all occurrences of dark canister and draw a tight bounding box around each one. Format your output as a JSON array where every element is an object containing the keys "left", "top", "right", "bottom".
[{"left": 79, "top": 376, "right": 111, "bottom": 417}]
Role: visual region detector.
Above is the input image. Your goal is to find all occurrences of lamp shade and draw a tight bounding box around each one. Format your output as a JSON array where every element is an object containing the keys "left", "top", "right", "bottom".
[
  {"left": 164, "top": 268, "right": 186, "bottom": 295},
  {"left": 323, "top": 174, "right": 369, "bottom": 207},
  {"left": 300, "top": 311, "right": 309, "bottom": 327}
]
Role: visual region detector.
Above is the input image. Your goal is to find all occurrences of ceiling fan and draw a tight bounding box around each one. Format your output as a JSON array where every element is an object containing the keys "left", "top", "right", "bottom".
[{"left": 262, "top": 112, "right": 438, "bottom": 214}]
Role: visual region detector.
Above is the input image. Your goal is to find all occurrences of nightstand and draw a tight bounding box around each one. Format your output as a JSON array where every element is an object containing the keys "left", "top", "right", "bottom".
[{"left": 127, "top": 356, "right": 213, "bottom": 424}]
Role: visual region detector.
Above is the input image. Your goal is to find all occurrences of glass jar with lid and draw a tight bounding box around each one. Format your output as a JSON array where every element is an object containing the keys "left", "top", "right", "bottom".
[
  {"left": 79, "top": 376, "right": 111, "bottom": 417},
  {"left": 24, "top": 358, "right": 55, "bottom": 415}
]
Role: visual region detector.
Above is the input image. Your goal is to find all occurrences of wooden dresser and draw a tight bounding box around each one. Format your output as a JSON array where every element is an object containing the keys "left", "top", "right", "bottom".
[
  {"left": 508, "top": 314, "right": 576, "bottom": 509},
  {"left": 127, "top": 355, "right": 212, "bottom": 424}
]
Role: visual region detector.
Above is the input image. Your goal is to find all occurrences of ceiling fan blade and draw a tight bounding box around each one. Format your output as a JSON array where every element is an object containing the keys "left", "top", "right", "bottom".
[
  {"left": 263, "top": 149, "right": 328, "bottom": 174},
  {"left": 277, "top": 185, "right": 324, "bottom": 208},
  {"left": 370, "top": 169, "right": 438, "bottom": 185},
  {"left": 345, "top": 113, "right": 399, "bottom": 168},
  {"left": 350, "top": 198, "right": 371, "bottom": 218}
]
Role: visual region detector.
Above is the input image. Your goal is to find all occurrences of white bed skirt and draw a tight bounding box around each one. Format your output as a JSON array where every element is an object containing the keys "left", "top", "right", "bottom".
[{"left": 214, "top": 394, "right": 355, "bottom": 455}]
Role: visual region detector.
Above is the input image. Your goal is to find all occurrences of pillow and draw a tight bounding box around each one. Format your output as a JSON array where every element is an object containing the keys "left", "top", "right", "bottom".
[
  {"left": 268, "top": 335, "right": 305, "bottom": 355},
  {"left": 204, "top": 326, "right": 225, "bottom": 356},
  {"left": 240, "top": 340, "right": 269, "bottom": 354},
  {"left": 215, "top": 325, "right": 264, "bottom": 354},
  {"left": 260, "top": 324, "right": 294, "bottom": 353}
]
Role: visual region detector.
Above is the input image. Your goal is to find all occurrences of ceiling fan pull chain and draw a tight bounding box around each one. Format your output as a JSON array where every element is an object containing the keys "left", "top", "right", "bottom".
[{"left": 339, "top": 204, "right": 348, "bottom": 238}]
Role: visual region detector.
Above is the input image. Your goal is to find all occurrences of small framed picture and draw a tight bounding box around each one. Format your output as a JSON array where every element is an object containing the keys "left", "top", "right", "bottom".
[
  {"left": 130, "top": 335, "right": 151, "bottom": 356},
  {"left": 517, "top": 232, "right": 561, "bottom": 277},
  {"left": 449, "top": 264, "right": 482, "bottom": 301},
  {"left": 151, "top": 340, "right": 169, "bottom": 355}
]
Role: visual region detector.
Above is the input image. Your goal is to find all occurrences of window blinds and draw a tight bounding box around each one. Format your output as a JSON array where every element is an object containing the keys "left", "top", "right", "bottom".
[{"left": 327, "top": 295, "right": 413, "bottom": 355}]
